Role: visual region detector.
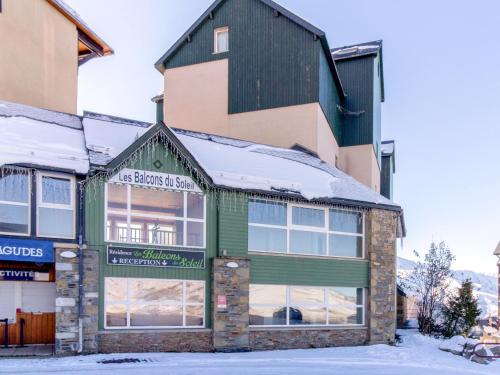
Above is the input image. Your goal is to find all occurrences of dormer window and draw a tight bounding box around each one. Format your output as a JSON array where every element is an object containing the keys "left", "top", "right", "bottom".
[{"left": 214, "top": 27, "right": 229, "bottom": 53}]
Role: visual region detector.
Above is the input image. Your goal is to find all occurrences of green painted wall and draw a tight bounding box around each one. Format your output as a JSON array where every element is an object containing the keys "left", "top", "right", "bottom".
[
  {"left": 380, "top": 155, "right": 393, "bottom": 200},
  {"left": 85, "top": 142, "right": 217, "bottom": 330},
  {"left": 319, "top": 48, "right": 343, "bottom": 145},
  {"left": 164, "top": 0, "right": 344, "bottom": 143},
  {"left": 335, "top": 56, "right": 376, "bottom": 148},
  {"left": 334, "top": 53, "right": 385, "bottom": 158},
  {"left": 86, "top": 142, "right": 371, "bottom": 331},
  {"left": 166, "top": 0, "right": 321, "bottom": 115},
  {"left": 373, "top": 54, "right": 382, "bottom": 165},
  {"left": 218, "top": 194, "right": 369, "bottom": 288}
]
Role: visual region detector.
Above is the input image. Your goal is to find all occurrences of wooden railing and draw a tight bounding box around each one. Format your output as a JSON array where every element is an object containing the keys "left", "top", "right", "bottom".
[{"left": 0, "top": 312, "right": 55, "bottom": 345}]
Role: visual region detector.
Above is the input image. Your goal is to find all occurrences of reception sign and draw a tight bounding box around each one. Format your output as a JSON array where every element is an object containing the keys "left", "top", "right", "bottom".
[
  {"left": 0, "top": 238, "right": 54, "bottom": 263},
  {"left": 109, "top": 168, "right": 202, "bottom": 193},
  {"left": 107, "top": 246, "right": 205, "bottom": 269}
]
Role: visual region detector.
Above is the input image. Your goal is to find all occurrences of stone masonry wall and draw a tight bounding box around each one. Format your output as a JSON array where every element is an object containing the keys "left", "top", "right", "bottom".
[
  {"left": 98, "top": 330, "right": 213, "bottom": 353},
  {"left": 212, "top": 257, "right": 250, "bottom": 352},
  {"left": 366, "top": 209, "right": 398, "bottom": 344},
  {"left": 250, "top": 328, "right": 368, "bottom": 350},
  {"left": 54, "top": 244, "right": 99, "bottom": 355},
  {"left": 82, "top": 249, "right": 99, "bottom": 353}
]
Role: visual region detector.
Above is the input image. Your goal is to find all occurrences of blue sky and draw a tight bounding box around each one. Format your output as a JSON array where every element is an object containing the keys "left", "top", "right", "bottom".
[{"left": 67, "top": 0, "right": 500, "bottom": 274}]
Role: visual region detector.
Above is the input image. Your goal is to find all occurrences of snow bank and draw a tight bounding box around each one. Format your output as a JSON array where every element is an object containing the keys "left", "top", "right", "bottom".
[{"left": 0, "top": 330, "right": 498, "bottom": 374}]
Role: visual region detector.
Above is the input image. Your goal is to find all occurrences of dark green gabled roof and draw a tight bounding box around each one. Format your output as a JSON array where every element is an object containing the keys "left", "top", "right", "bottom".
[
  {"left": 331, "top": 40, "right": 385, "bottom": 102},
  {"left": 104, "top": 122, "right": 214, "bottom": 186},
  {"left": 154, "top": 0, "right": 345, "bottom": 98}
]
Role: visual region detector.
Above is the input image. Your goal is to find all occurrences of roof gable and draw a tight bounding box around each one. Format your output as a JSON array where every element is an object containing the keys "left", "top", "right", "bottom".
[
  {"left": 102, "top": 122, "right": 214, "bottom": 188},
  {"left": 331, "top": 40, "right": 385, "bottom": 102},
  {"left": 154, "top": 0, "right": 345, "bottom": 97}
]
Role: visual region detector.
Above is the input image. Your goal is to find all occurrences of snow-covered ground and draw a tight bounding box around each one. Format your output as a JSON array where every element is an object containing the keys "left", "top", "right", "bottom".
[{"left": 0, "top": 331, "right": 498, "bottom": 375}]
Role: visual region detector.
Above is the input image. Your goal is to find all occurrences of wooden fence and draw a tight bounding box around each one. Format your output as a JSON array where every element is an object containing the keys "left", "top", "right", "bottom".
[{"left": 0, "top": 312, "right": 55, "bottom": 345}]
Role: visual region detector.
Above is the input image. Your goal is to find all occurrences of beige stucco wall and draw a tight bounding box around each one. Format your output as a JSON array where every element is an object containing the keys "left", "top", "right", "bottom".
[
  {"left": 339, "top": 144, "right": 381, "bottom": 192},
  {"left": 0, "top": 0, "right": 78, "bottom": 113},
  {"left": 164, "top": 59, "right": 230, "bottom": 135},
  {"left": 163, "top": 60, "right": 339, "bottom": 164}
]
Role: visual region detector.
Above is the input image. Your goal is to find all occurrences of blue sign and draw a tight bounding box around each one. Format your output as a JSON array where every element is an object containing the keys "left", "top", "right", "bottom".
[{"left": 0, "top": 238, "right": 54, "bottom": 263}]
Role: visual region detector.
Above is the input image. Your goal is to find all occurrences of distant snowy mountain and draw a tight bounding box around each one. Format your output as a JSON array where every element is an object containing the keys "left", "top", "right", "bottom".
[{"left": 397, "top": 257, "right": 498, "bottom": 318}]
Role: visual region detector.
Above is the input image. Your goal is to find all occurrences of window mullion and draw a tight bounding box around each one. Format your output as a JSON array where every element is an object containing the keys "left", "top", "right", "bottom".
[
  {"left": 286, "top": 286, "right": 290, "bottom": 326},
  {"left": 286, "top": 204, "right": 291, "bottom": 254},
  {"left": 126, "top": 279, "right": 131, "bottom": 328},
  {"left": 183, "top": 192, "right": 187, "bottom": 246},
  {"left": 127, "top": 185, "right": 131, "bottom": 242}
]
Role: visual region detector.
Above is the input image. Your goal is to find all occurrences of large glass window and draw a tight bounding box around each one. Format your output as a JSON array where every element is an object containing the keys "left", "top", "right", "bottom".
[
  {"left": 248, "top": 199, "right": 287, "bottom": 253},
  {"left": 37, "top": 173, "right": 75, "bottom": 238},
  {"left": 106, "top": 183, "right": 205, "bottom": 248},
  {"left": 105, "top": 278, "right": 205, "bottom": 328},
  {"left": 329, "top": 209, "right": 363, "bottom": 257},
  {"left": 250, "top": 284, "right": 365, "bottom": 326},
  {"left": 0, "top": 171, "right": 30, "bottom": 235},
  {"left": 248, "top": 199, "right": 364, "bottom": 258}
]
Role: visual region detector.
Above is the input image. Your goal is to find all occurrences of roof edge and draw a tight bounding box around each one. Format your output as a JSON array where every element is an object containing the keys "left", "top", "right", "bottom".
[
  {"left": 48, "top": 0, "right": 114, "bottom": 56},
  {"left": 153, "top": 0, "right": 345, "bottom": 96},
  {"left": 101, "top": 122, "right": 214, "bottom": 187}
]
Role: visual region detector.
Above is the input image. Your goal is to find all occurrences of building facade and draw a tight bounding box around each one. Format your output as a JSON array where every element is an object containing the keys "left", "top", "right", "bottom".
[
  {"left": 0, "top": 0, "right": 110, "bottom": 355},
  {"left": 83, "top": 122, "right": 403, "bottom": 352},
  {"left": 0, "top": 0, "right": 404, "bottom": 356},
  {"left": 0, "top": 0, "right": 112, "bottom": 113},
  {"left": 154, "top": 0, "right": 391, "bottom": 194}
]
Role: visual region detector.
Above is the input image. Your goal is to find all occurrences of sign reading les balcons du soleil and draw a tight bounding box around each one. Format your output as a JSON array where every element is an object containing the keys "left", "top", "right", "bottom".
[
  {"left": 0, "top": 237, "right": 54, "bottom": 263},
  {"left": 110, "top": 168, "right": 202, "bottom": 193},
  {"left": 107, "top": 246, "right": 205, "bottom": 269}
]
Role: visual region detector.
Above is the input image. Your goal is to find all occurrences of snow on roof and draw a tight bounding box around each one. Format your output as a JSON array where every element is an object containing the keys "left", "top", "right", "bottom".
[
  {"left": 172, "top": 129, "right": 399, "bottom": 207},
  {"left": 0, "top": 101, "right": 89, "bottom": 173},
  {"left": 0, "top": 100, "right": 81, "bottom": 129},
  {"left": 82, "top": 111, "right": 152, "bottom": 166},
  {"left": 381, "top": 141, "right": 395, "bottom": 156},
  {"left": 49, "top": 0, "right": 113, "bottom": 56},
  {"left": 331, "top": 41, "right": 382, "bottom": 60}
]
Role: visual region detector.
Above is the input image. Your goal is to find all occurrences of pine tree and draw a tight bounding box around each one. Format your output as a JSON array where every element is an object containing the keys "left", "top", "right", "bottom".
[{"left": 441, "top": 279, "right": 481, "bottom": 338}]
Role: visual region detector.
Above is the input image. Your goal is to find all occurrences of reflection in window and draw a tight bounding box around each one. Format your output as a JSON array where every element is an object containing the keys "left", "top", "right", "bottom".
[
  {"left": 249, "top": 199, "right": 286, "bottom": 226},
  {"left": 41, "top": 176, "right": 71, "bottom": 205},
  {"left": 130, "top": 305, "right": 182, "bottom": 327},
  {"left": 329, "top": 234, "right": 363, "bottom": 258},
  {"left": 292, "top": 207, "right": 324, "bottom": 227},
  {"left": 289, "top": 230, "right": 326, "bottom": 255},
  {"left": 187, "top": 194, "right": 204, "bottom": 219},
  {"left": 37, "top": 173, "right": 74, "bottom": 238},
  {"left": 106, "top": 182, "right": 205, "bottom": 248},
  {"left": 0, "top": 171, "right": 30, "bottom": 235},
  {"left": 105, "top": 278, "right": 205, "bottom": 328},
  {"left": 248, "top": 200, "right": 364, "bottom": 258},
  {"left": 106, "top": 304, "right": 127, "bottom": 327},
  {"left": 248, "top": 226, "right": 286, "bottom": 252},
  {"left": 249, "top": 284, "right": 364, "bottom": 326}
]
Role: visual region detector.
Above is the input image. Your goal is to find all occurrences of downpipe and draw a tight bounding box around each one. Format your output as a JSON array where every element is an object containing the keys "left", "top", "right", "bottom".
[
  {"left": 77, "top": 182, "right": 84, "bottom": 354},
  {"left": 77, "top": 232, "right": 83, "bottom": 353}
]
